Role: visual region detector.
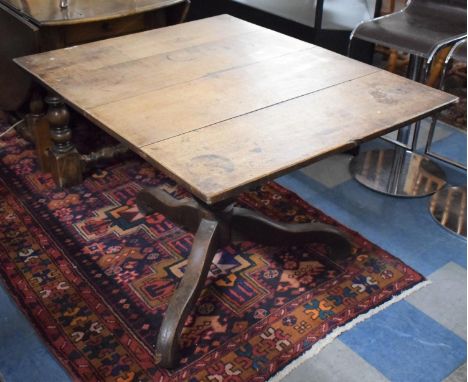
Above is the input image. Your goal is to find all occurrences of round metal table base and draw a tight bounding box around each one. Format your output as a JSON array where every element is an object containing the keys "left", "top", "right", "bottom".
[
  {"left": 349, "top": 149, "right": 447, "bottom": 197},
  {"left": 429, "top": 186, "right": 467, "bottom": 238}
]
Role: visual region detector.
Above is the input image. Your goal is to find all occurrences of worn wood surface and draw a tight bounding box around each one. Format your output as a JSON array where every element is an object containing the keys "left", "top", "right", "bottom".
[
  {"left": 15, "top": 15, "right": 458, "bottom": 204},
  {"left": 16, "top": 16, "right": 265, "bottom": 89},
  {"left": 141, "top": 69, "right": 457, "bottom": 202},
  {"left": 88, "top": 47, "right": 377, "bottom": 146},
  {"left": 0, "top": 0, "right": 186, "bottom": 25}
]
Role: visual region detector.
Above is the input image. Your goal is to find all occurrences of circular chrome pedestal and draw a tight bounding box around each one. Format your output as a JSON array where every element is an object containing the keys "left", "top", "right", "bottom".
[
  {"left": 429, "top": 186, "right": 467, "bottom": 238},
  {"left": 350, "top": 149, "right": 447, "bottom": 197}
]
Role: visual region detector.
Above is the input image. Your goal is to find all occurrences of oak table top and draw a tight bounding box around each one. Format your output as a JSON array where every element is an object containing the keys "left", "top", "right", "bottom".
[{"left": 15, "top": 14, "right": 457, "bottom": 204}]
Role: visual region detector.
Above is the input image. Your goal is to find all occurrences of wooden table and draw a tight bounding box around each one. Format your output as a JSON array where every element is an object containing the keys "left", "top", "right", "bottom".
[{"left": 15, "top": 15, "right": 457, "bottom": 368}]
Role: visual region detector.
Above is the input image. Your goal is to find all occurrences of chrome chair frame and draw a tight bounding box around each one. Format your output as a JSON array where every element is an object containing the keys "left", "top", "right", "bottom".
[
  {"left": 424, "top": 38, "right": 467, "bottom": 170},
  {"left": 346, "top": 0, "right": 466, "bottom": 197},
  {"left": 348, "top": 0, "right": 467, "bottom": 152}
]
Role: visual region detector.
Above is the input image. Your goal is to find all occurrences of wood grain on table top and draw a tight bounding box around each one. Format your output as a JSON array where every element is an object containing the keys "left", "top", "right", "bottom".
[
  {"left": 1, "top": 0, "right": 185, "bottom": 25},
  {"left": 15, "top": 15, "right": 458, "bottom": 204}
]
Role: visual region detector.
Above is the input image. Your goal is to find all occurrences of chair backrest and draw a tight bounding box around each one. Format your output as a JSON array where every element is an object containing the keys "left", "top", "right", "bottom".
[
  {"left": 451, "top": 39, "right": 467, "bottom": 63},
  {"left": 407, "top": 0, "right": 467, "bottom": 12},
  {"left": 406, "top": 0, "right": 467, "bottom": 27}
]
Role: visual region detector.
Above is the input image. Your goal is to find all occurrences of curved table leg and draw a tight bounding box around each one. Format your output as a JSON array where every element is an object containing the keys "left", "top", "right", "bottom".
[
  {"left": 136, "top": 187, "right": 204, "bottom": 233},
  {"left": 231, "top": 207, "right": 351, "bottom": 260},
  {"left": 136, "top": 187, "right": 352, "bottom": 369},
  {"left": 155, "top": 218, "right": 221, "bottom": 368}
]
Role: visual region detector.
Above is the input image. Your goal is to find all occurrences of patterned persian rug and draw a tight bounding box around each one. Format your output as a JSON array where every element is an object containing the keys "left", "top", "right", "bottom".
[{"left": 0, "top": 128, "right": 425, "bottom": 382}]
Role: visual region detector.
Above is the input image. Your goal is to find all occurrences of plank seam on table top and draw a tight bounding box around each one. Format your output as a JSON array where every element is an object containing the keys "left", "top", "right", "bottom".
[
  {"left": 80, "top": 45, "right": 318, "bottom": 110},
  {"left": 143, "top": 96, "right": 457, "bottom": 205},
  {"left": 29, "top": 26, "right": 266, "bottom": 74},
  {"left": 136, "top": 68, "right": 457, "bottom": 203},
  {"left": 17, "top": 44, "right": 327, "bottom": 141},
  {"left": 135, "top": 69, "right": 381, "bottom": 149},
  {"left": 15, "top": 20, "right": 317, "bottom": 109},
  {"left": 13, "top": 15, "right": 262, "bottom": 84},
  {"left": 14, "top": 14, "right": 288, "bottom": 72}
]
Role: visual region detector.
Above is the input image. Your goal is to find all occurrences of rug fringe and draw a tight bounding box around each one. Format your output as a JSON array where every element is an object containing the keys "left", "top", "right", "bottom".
[{"left": 268, "top": 279, "right": 432, "bottom": 382}]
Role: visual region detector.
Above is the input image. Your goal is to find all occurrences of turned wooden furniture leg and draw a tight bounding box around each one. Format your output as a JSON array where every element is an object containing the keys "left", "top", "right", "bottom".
[
  {"left": 27, "top": 90, "right": 52, "bottom": 172},
  {"left": 137, "top": 187, "right": 351, "bottom": 369},
  {"left": 80, "top": 143, "right": 130, "bottom": 173},
  {"left": 426, "top": 46, "right": 451, "bottom": 87},
  {"left": 387, "top": 48, "right": 399, "bottom": 73},
  {"left": 45, "top": 95, "right": 82, "bottom": 188},
  {"left": 42, "top": 95, "right": 131, "bottom": 187}
]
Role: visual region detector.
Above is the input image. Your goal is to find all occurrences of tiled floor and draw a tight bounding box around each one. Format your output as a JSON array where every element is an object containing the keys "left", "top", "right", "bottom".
[
  {"left": 0, "top": 120, "right": 466, "bottom": 381},
  {"left": 277, "top": 120, "right": 467, "bottom": 382}
]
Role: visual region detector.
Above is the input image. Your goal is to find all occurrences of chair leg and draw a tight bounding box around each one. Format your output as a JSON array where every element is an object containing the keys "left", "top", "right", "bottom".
[
  {"left": 386, "top": 49, "right": 398, "bottom": 72},
  {"left": 395, "top": 54, "right": 425, "bottom": 148},
  {"left": 426, "top": 47, "right": 451, "bottom": 87}
]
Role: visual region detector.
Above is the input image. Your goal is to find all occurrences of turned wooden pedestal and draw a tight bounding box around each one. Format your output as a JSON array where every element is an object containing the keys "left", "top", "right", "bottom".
[{"left": 136, "top": 187, "right": 351, "bottom": 368}]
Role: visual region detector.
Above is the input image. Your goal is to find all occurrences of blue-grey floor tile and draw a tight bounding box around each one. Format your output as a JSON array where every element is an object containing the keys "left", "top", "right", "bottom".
[
  {"left": 284, "top": 339, "right": 389, "bottom": 382},
  {"left": 339, "top": 301, "right": 467, "bottom": 382},
  {"left": 278, "top": 140, "right": 467, "bottom": 276},
  {"left": 300, "top": 154, "right": 352, "bottom": 189},
  {"left": 406, "top": 262, "right": 467, "bottom": 340},
  {"left": 444, "top": 362, "right": 467, "bottom": 382},
  {"left": 0, "top": 282, "right": 71, "bottom": 382},
  {"left": 430, "top": 123, "right": 467, "bottom": 168}
]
